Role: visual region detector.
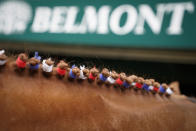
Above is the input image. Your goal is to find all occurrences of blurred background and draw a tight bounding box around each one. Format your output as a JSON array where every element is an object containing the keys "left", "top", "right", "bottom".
[{"left": 0, "top": 0, "right": 196, "bottom": 96}]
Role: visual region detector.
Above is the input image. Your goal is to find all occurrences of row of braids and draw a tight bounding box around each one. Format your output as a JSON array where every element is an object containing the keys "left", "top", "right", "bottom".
[{"left": 0, "top": 50, "right": 174, "bottom": 97}]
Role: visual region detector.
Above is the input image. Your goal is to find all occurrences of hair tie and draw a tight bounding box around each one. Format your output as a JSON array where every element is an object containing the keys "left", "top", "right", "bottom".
[
  {"left": 0, "top": 60, "right": 6, "bottom": 66},
  {"left": 99, "top": 73, "right": 107, "bottom": 82},
  {"left": 79, "top": 65, "right": 87, "bottom": 79},
  {"left": 148, "top": 85, "right": 154, "bottom": 91},
  {"left": 153, "top": 86, "right": 159, "bottom": 92},
  {"left": 42, "top": 59, "right": 53, "bottom": 72},
  {"left": 142, "top": 84, "right": 149, "bottom": 91},
  {"left": 69, "top": 69, "right": 76, "bottom": 79},
  {"left": 34, "top": 52, "right": 41, "bottom": 60},
  {"left": 123, "top": 81, "right": 130, "bottom": 88},
  {"left": 166, "top": 87, "right": 173, "bottom": 95},
  {"left": 116, "top": 77, "right": 123, "bottom": 86},
  {"left": 72, "top": 64, "right": 76, "bottom": 68},
  {"left": 135, "top": 82, "right": 142, "bottom": 89},
  {"left": 159, "top": 85, "right": 166, "bottom": 93},
  {"left": 30, "top": 52, "right": 41, "bottom": 70},
  {"left": 0, "top": 50, "right": 6, "bottom": 66},
  {"left": 30, "top": 64, "right": 39, "bottom": 70},
  {"left": 89, "top": 72, "right": 96, "bottom": 80},
  {"left": 0, "top": 50, "right": 5, "bottom": 55},
  {"left": 106, "top": 76, "right": 115, "bottom": 84},
  {"left": 16, "top": 57, "right": 26, "bottom": 68},
  {"left": 57, "top": 67, "right": 66, "bottom": 76},
  {"left": 131, "top": 82, "right": 136, "bottom": 86}
]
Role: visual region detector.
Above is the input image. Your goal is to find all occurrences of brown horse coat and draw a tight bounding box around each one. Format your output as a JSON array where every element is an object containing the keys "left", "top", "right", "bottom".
[{"left": 0, "top": 61, "right": 196, "bottom": 131}]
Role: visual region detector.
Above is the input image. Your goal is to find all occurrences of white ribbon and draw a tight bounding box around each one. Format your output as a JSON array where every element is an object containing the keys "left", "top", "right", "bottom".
[
  {"left": 42, "top": 59, "right": 53, "bottom": 72},
  {"left": 148, "top": 85, "right": 154, "bottom": 90},
  {"left": 80, "top": 65, "right": 85, "bottom": 70},
  {"left": 0, "top": 60, "right": 6, "bottom": 65},
  {"left": 0, "top": 50, "right": 6, "bottom": 65},
  {"left": 166, "top": 87, "right": 173, "bottom": 95},
  {"left": 106, "top": 76, "right": 115, "bottom": 84},
  {"left": 79, "top": 65, "right": 86, "bottom": 79},
  {"left": 131, "top": 82, "right": 136, "bottom": 86},
  {"left": 0, "top": 50, "right": 5, "bottom": 55}
]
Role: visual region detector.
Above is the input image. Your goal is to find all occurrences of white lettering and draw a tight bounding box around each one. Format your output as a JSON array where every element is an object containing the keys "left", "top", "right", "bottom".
[
  {"left": 110, "top": 5, "right": 137, "bottom": 35},
  {"left": 32, "top": 7, "right": 51, "bottom": 32},
  {"left": 50, "top": 6, "right": 67, "bottom": 33},
  {"left": 0, "top": 1, "right": 32, "bottom": 34},
  {"left": 80, "top": 6, "right": 98, "bottom": 33},
  {"left": 166, "top": 2, "right": 194, "bottom": 34},
  {"left": 97, "top": 6, "right": 111, "bottom": 34},
  {"left": 79, "top": 6, "right": 111, "bottom": 34},
  {"left": 64, "top": 6, "right": 81, "bottom": 33},
  {"left": 135, "top": 4, "right": 166, "bottom": 34},
  {"left": 29, "top": 2, "right": 194, "bottom": 35}
]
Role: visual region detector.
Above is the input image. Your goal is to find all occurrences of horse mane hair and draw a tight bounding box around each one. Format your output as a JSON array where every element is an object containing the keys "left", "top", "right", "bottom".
[{"left": 0, "top": 53, "right": 196, "bottom": 131}]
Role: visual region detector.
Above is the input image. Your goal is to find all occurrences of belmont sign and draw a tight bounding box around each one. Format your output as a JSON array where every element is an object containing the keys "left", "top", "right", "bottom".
[
  {"left": 0, "top": 0, "right": 195, "bottom": 49},
  {"left": 32, "top": 2, "right": 194, "bottom": 35}
]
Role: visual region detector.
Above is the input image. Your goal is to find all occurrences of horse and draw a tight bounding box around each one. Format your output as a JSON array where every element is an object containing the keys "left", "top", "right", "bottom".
[{"left": 0, "top": 56, "right": 196, "bottom": 131}]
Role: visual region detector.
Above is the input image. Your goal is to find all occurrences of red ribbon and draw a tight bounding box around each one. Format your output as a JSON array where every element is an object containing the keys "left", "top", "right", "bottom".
[
  {"left": 89, "top": 73, "right": 96, "bottom": 80},
  {"left": 136, "top": 83, "right": 142, "bottom": 89},
  {"left": 116, "top": 77, "right": 123, "bottom": 86},
  {"left": 57, "top": 67, "right": 66, "bottom": 76},
  {"left": 153, "top": 87, "right": 159, "bottom": 92},
  {"left": 16, "top": 57, "right": 26, "bottom": 68}
]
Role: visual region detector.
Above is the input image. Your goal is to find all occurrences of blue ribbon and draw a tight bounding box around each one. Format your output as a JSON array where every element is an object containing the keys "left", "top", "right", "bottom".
[
  {"left": 30, "top": 64, "right": 39, "bottom": 70},
  {"left": 159, "top": 85, "right": 165, "bottom": 93},
  {"left": 34, "top": 52, "right": 41, "bottom": 60},
  {"left": 100, "top": 74, "right": 107, "bottom": 82},
  {"left": 123, "top": 81, "right": 130, "bottom": 88},
  {"left": 30, "top": 52, "right": 41, "bottom": 70},
  {"left": 72, "top": 64, "right": 76, "bottom": 69},
  {"left": 69, "top": 69, "right": 76, "bottom": 79},
  {"left": 142, "top": 84, "right": 149, "bottom": 91}
]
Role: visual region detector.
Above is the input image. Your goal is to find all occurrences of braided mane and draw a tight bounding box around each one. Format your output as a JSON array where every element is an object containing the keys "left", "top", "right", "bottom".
[{"left": 0, "top": 52, "right": 196, "bottom": 131}]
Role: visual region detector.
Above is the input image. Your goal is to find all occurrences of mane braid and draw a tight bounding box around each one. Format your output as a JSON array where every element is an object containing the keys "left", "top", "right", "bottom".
[{"left": 0, "top": 51, "right": 174, "bottom": 97}]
